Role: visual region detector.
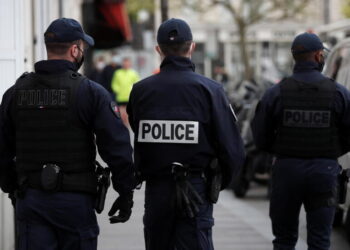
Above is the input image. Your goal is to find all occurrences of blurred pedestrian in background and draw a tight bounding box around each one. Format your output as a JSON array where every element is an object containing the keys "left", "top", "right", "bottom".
[
  {"left": 88, "top": 55, "right": 105, "bottom": 82},
  {"left": 112, "top": 57, "right": 140, "bottom": 126},
  {"left": 214, "top": 65, "right": 229, "bottom": 85},
  {"left": 99, "top": 51, "right": 121, "bottom": 100}
]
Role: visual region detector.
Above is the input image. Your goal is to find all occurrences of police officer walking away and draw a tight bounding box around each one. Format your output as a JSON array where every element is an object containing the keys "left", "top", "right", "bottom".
[
  {"left": 252, "top": 32, "right": 350, "bottom": 250},
  {"left": 0, "top": 18, "right": 135, "bottom": 250},
  {"left": 127, "top": 18, "right": 245, "bottom": 250}
]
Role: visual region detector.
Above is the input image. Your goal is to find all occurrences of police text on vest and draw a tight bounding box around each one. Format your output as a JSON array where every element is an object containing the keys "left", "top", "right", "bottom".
[
  {"left": 283, "top": 109, "right": 331, "bottom": 128},
  {"left": 16, "top": 89, "right": 68, "bottom": 108},
  {"left": 138, "top": 120, "right": 199, "bottom": 144}
]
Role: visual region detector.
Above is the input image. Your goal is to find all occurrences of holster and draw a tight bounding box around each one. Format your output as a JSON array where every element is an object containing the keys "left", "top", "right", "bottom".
[
  {"left": 41, "top": 164, "right": 62, "bottom": 192},
  {"left": 207, "top": 159, "right": 222, "bottom": 204},
  {"left": 94, "top": 161, "right": 111, "bottom": 214},
  {"left": 172, "top": 162, "right": 204, "bottom": 218},
  {"left": 338, "top": 168, "right": 350, "bottom": 204}
]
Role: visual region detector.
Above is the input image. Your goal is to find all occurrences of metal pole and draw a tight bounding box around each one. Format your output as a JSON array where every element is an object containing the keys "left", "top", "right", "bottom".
[
  {"left": 160, "top": 0, "right": 168, "bottom": 22},
  {"left": 323, "top": 0, "right": 330, "bottom": 24},
  {"left": 59, "top": 0, "right": 63, "bottom": 18}
]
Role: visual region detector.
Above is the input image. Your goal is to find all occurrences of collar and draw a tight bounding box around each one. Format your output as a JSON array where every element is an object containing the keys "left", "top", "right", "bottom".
[
  {"left": 293, "top": 61, "right": 320, "bottom": 73},
  {"left": 160, "top": 56, "right": 195, "bottom": 72},
  {"left": 34, "top": 60, "right": 78, "bottom": 74}
]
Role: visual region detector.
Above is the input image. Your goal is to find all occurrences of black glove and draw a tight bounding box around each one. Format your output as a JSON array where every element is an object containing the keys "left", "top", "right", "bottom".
[
  {"left": 8, "top": 193, "right": 16, "bottom": 207},
  {"left": 108, "top": 193, "right": 134, "bottom": 224}
]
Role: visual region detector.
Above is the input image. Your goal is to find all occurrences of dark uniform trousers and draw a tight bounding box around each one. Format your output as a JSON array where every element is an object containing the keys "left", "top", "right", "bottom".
[
  {"left": 270, "top": 158, "right": 340, "bottom": 250},
  {"left": 16, "top": 189, "right": 99, "bottom": 250},
  {"left": 144, "top": 176, "right": 214, "bottom": 250}
]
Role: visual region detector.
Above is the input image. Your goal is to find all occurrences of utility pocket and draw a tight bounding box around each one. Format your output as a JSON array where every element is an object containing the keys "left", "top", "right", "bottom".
[{"left": 78, "top": 225, "right": 99, "bottom": 250}]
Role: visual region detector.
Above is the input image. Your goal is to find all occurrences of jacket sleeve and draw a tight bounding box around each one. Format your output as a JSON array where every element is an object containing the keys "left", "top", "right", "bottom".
[
  {"left": 211, "top": 86, "right": 245, "bottom": 189},
  {"left": 78, "top": 80, "right": 135, "bottom": 195},
  {"left": 336, "top": 83, "right": 350, "bottom": 154},
  {"left": 251, "top": 86, "right": 280, "bottom": 152},
  {"left": 126, "top": 86, "right": 136, "bottom": 132},
  {"left": 0, "top": 87, "right": 17, "bottom": 193}
]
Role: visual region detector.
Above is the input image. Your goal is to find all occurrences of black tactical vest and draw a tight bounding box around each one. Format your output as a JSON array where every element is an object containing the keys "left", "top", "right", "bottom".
[
  {"left": 13, "top": 71, "right": 97, "bottom": 192},
  {"left": 273, "top": 77, "right": 341, "bottom": 158}
]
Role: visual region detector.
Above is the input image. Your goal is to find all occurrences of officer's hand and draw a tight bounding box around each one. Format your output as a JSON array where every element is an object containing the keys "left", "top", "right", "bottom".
[
  {"left": 8, "top": 193, "right": 16, "bottom": 208},
  {"left": 108, "top": 193, "right": 133, "bottom": 224}
]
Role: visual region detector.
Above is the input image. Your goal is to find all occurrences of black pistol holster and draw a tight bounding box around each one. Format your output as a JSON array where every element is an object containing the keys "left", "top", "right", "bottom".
[
  {"left": 338, "top": 168, "right": 350, "bottom": 204},
  {"left": 207, "top": 159, "right": 222, "bottom": 204},
  {"left": 95, "top": 161, "right": 111, "bottom": 214},
  {"left": 172, "top": 162, "right": 204, "bottom": 218},
  {"left": 41, "top": 164, "right": 62, "bottom": 191}
]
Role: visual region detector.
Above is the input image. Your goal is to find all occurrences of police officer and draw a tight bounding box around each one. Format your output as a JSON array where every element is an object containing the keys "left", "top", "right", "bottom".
[
  {"left": 127, "top": 18, "right": 245, "bottom": 250},
  {"left": 0, "top": 18, "right": 135, "bottom": 250},
  {"left": 252, "top": 32, "right": 350, "bottom": 250}
]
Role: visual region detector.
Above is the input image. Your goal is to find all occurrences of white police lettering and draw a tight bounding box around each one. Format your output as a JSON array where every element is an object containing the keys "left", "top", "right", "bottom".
[
  {"left": 283, "top": 109, "right": 331, "bottom": 128},
  {"left": 138, "top": 120, "right": 199, "bottom": 144}
]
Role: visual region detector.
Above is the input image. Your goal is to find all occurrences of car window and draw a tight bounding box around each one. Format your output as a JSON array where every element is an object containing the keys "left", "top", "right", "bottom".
[{"left": 327, "top": 46, "right": 350, "bottom": 89}]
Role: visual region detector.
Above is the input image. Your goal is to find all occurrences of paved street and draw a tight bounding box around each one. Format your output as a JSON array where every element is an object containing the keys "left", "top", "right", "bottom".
[{"left": 97, "top": 183, "right": 350, "bottom": 250}]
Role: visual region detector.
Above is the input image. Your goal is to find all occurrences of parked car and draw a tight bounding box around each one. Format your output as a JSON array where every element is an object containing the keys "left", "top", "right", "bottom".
[{"left": 324, "top": 37, "right": 350, "bottom": 241}]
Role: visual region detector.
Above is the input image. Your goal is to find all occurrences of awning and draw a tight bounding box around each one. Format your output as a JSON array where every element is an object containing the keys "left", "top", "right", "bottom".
[{"left": 98, "top": 0, "right": 132, "bottom": 42}]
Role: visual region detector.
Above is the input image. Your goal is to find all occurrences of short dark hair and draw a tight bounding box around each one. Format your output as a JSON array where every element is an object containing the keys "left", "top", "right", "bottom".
[
  {"left": 159, "top": 41, "right": 192, "bottom": 57},
  {"left": 45, "top": 36, "right": 81, "bottom": 55},
  {"left": 292, "top": 51, "right": 317, "bottom": 62}
]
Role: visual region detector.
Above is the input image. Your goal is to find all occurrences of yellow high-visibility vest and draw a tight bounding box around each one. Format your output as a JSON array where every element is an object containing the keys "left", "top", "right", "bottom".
[{"left": 111, "top": 68, "right": 140, "bottom": 103}]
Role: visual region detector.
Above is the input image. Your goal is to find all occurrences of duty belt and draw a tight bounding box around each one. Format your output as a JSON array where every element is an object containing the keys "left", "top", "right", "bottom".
[{"left": 23, "top": 169, "right": 97, "bottom": 194}]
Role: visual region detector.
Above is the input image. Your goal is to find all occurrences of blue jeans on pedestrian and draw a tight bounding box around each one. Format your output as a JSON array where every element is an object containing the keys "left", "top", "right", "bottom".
[
  {"left": 16, "top": 189, "right": 99, "bottom": 250},
  {"left": 143, "top": 176, "right": 214, "bottom": 250},
  {"left": 270, "top": 158, "right": 340, "bottom": 250}
]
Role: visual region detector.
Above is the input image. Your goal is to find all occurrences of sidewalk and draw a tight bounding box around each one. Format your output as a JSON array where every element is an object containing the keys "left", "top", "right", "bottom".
[{"left": 97, "top": 189, "right": 283, "bottom": 250}]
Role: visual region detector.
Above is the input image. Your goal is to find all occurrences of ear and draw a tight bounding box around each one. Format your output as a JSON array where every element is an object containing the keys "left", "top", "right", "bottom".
[
  {"left": 315, "top": 50, "right": 323, "bottom": 62},
  {"left": 155, "top": 45, "right": 163, "bottom": 57},
  {"left": 190, "top": 42, "right": 196, "bottom": 53},
  {"left": 187, "top": 42, "right": 196, "bottom": 58},
  {"left": 70, "top": 44, "right": 79, "bottom": 58}
]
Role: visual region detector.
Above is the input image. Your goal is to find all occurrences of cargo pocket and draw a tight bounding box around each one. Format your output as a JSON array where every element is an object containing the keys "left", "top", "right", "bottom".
[
  {"left": 78, "top": 225, "right": 99, "bottom": 250},
  {"left": 196, "top": 217, "right": 214, "bottom": 250}
]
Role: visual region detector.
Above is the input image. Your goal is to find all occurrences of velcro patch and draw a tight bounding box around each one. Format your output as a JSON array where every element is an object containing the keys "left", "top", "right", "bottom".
[
  {"left": 283, "top": 109, "right": 331, "bottom": 128},
  {"left": 110, "top": 101, "right": 121, "bottom": 118},
  {"left": 138, "top": 120, "right": 199, "bottom": 144}
]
